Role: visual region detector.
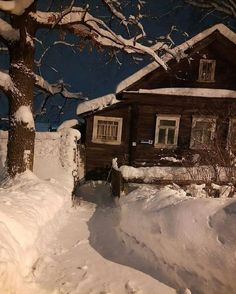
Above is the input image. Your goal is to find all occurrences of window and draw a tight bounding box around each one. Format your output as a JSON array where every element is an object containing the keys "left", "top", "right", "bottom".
[
  {"left": 228, "top": 119, "right": 236, "bottom": 149},
  {"left": 92, "top": 116, "right": 123, "bottom": 145},
  {"left": 198, "top": 59, "right": 216, "bottom": 82},
  {"left": 190, "top": 116, "right": 216, "bottom": 149},
  {"left": 154, "top": 115, "right": 180, "bottom": 148}
]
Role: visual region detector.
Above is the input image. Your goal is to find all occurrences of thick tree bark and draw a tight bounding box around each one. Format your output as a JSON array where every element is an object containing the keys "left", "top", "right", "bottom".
[{"left": 7, "top": 8, "right": 36, "bottom": 177}]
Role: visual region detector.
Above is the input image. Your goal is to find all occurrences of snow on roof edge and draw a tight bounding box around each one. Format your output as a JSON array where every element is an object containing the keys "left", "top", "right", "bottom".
[
  {"left": 76, "top": 93, "right": 119, "bottom": 116},
  {"left": 116, "top": 24, "right": 236, "bottom": 94},
  {"left": 125, "top": 88, "right": 236, "bottom": 99}
]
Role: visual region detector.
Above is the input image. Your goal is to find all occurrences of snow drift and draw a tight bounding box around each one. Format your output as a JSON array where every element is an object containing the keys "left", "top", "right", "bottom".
[
  {"left": 0, "top": 171, "right": 70, "bottom": 294},
  {"left": 119, "top": 185, "right": 236, "bottom": 294}
]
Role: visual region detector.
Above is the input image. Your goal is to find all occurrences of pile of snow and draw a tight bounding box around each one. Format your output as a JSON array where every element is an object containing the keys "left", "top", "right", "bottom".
[
  {"left": 77, "top": 93, "right": 119, "bottom": 115},
  {"left": 0, "top": 170, "right": 70, "bottom": 294},
  {"left": 119, "top": 185, "right": 236, "bottom": 294}
]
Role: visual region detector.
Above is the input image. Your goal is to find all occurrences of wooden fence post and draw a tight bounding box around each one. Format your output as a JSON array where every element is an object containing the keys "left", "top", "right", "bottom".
[{"left": 111, "top": 167, "right": 124, "bottom": 198}]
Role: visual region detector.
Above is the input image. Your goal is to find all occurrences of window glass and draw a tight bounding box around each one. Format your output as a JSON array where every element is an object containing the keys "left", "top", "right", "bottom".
[
  {"left": 92, "top": 116, "right": 123, "bottom": 145},
  {"left": 167, "top": 129, "right": 175, "bottom": 145},
  {"left": 198, "top": 59, "right": 216, "bottom": 82},
  {"left": 158, "top": 128, "right": 166, "bottom": 144},
  {"left": 191, "top": 118, "right": 216, "bottom": 149},
  {"left": 155, "top": 116, "right": 180, "bottom": 147},
  {"left": 160, "top": 120, "right": 176, "bottom": 127}
]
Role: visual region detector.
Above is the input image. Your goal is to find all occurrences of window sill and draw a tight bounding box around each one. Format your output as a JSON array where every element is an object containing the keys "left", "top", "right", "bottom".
[
  {"left": 197, "top": 79, "right": 215, "bottom": 83},
  {"left": 92, "top": 139, "right": 122, "bottom": 145},
  {"left": 154, "top": 144, "right": 178, "bottom": 149}
]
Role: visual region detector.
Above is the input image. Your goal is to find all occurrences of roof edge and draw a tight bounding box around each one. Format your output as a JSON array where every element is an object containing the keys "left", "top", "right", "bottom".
[{"left": 116, "top": 23, "right": 236, "bottom": 94}]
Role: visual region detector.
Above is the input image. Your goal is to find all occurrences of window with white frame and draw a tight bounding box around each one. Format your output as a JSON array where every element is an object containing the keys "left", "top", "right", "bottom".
[
  {"left": 190, "top": 116, "right": 216, "bottom": 149},
  {"left": 154, "top": 115, "right": 180, "bottom": 148},
  {"left": 198, "top": 59, "right": 216, "bottom": 82},
  {"left": 92, "top": 116, "right": 123, "bottom": 145},
  {"left": 228, "top": 118, "right": 236, "bottom": 149}
]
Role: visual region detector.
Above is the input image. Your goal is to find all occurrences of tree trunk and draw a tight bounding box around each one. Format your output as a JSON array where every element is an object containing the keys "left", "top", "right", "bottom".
[{"left": 7, "top": 9, "right": 36, "bottom": 177}]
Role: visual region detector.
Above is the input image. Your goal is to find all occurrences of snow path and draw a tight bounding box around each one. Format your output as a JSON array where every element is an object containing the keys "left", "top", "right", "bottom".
[{"left": 34, "top": 183, "right": 176, "bottom": 294}]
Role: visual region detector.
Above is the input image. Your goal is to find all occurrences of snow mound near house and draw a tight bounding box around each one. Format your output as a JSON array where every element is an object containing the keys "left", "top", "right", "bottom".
[
  {"left": 119, "top": 185, "right": 236, "bottom": 294},
  {"left": 0, "top": 170, "right": 70, "bottom": 294}
]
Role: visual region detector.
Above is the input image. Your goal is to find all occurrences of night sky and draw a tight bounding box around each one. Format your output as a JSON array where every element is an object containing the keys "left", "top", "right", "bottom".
[{"left": 1, "top": 0, "right": 236, "bottom": 127}]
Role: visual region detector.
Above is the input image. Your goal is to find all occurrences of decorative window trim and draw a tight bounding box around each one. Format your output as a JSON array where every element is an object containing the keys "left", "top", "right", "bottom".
[
  {"left": 198, "top": 59, "right": 216, "bottom": 83},
  {"left": 154, "top": 114, "right": 180, "bottom": 148},
  {"left": 190, "top": 116, "right": 217, "bottom": 149},
  {"left": 92, "top": 115, "right": 123, "bottom": 145}
]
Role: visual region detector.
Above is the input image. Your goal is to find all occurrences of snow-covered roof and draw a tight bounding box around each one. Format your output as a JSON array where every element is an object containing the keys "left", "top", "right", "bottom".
[
  {"left": 116, "top": 24, "right": 236, "bottom": 93},
  {"left": 76, "top": 93, "right": 119, "bottom": 115},
  {"left": 125, "top": 88, "right": 236, "bottom": 99}
]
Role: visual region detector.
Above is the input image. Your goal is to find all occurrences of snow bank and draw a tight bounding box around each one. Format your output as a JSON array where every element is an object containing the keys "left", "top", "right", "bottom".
[
  {"left": 0, "top": 129, "right": 83, "bottom": 190},
  {"left": 0, "top": 170, "right": 70, "bottom": 293},
  {"left": 77, "top": 93, "right": 119, "bottom": 115},
  {"left": 119, "top": 185, "right": 236, "bottom": 294}
]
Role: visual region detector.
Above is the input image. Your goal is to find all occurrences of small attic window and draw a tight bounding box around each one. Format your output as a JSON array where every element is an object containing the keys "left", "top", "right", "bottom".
[{"left": 198, "top": 59, "right": 216, "bottom": 82}]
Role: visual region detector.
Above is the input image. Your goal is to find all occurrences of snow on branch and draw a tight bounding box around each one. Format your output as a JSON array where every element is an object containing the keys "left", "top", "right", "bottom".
[
  {"left": 101, "top": 0, "right": 145, "bottom": 36},
  {"left": 0, "top": 0, "right": 34, "bottom": 15},
  {"left": 0, "top": 70, "right": 16, "bottom": 93},
  {"left": 30, "top": 7, "right": 168, "bottom": 69},
  {"left": 186, "top": 0, "right": 236, "bottom": 18},
  {"left": 34, "top": 74, "right": 84, "bottom": 100},
  {"left": 0, "top": 18, "right": 19, "bottom": 42}
]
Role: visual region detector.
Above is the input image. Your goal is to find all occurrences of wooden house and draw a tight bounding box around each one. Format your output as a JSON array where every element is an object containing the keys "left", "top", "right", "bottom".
[{"left": 77, "top": 24, "right": 236, "bottom": 180}]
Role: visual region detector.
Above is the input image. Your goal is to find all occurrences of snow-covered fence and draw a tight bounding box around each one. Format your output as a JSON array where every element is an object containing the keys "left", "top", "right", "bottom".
[
  {"left": 0, "top": 129, "right": 84, "bottom": 190},
  {"left": 118, "top": 165, "right": 236, "bottom": 185}
]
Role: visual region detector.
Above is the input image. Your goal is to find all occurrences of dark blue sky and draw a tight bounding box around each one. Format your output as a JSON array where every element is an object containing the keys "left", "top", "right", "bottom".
[{"left": 1, "top": 0, "right": 236, "bottom": 126}]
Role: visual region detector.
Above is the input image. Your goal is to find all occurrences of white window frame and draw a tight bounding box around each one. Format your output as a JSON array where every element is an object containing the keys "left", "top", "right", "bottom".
[
  {"left": 228, "top": 118, "right": 236, "bottom": 150},
  {"left": 190, "top": 116, "right": 216, "bottom": 149},
  {"left": 92, "top": 115, "right": 123, "bottom": 145},
  {"left": 198, "top": 59, "right": 216, "bottom": 83},
  {"left": 154, "top": 115, "right": 180, "bottom": 148}
]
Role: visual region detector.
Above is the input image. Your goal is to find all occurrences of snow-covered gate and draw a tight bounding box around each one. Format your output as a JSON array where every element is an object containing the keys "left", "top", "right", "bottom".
[{"left": 0, "top": 129, "right": 85, "bottom": 191}]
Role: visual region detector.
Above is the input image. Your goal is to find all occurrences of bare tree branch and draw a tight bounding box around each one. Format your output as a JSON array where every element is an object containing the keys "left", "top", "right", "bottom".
[
  {"left": 186, "top": 0, "right": 236, "bottom": 18},
  {"left": 101, "top": 0, "right": 145, "bottom": 36},
  {"left": 29, "top": 6, "right": 168, "bottom": 69},
  {"left": 34, "top": 74, "right": 86, "bottom": 100}
]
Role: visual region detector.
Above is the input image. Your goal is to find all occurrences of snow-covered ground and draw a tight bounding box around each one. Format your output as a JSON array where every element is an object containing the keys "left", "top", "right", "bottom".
[
  {"left": 0, "top": 171, "right": 70, "bottom": 294},
  {"left": 34, "top": 182, "right": 176, "bottom": 294},
  {"left": 1, "top": 175, "right": 236, "bottom": 294},
  {"left": 119, "top": 185, "right": 236, "bottom": 294}
]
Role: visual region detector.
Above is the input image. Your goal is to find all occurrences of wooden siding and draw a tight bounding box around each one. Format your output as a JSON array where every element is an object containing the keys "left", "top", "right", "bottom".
[
  {"left": 122, "top": 93, "right": 236, "bottom": 167},
  {"left": 85, "top": 104, "right": 131, "bottom": 179}
]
